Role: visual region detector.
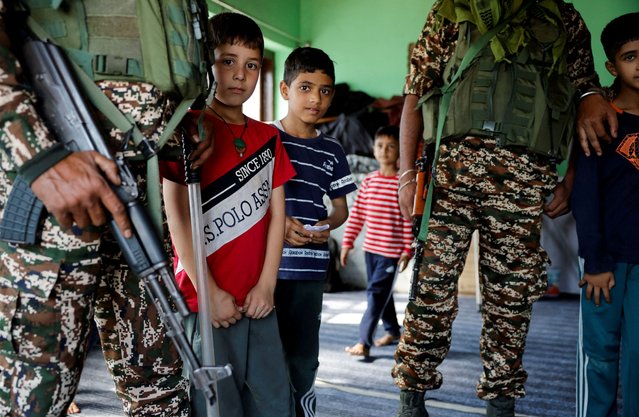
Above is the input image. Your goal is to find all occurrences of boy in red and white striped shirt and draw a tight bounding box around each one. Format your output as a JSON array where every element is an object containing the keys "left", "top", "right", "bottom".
[{"left": 340, "top": 126, "right": 414, "bottom": 357}]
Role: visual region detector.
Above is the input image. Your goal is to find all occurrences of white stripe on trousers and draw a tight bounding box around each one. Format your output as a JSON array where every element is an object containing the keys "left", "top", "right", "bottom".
[
  {"left": 576, "top": 259, "right": 589, "bottom": 417},
  {"left": 300, "top": 369, "right": 318, "bottom": 417}
]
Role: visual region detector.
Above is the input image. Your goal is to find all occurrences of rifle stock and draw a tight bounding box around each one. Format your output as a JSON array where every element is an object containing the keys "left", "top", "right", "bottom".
[
  {"left": 4, "top": 38, "right": 229, "bottom": 405},
  {"left": 408, "top": 150, "right": 431, "bottom": 302}
]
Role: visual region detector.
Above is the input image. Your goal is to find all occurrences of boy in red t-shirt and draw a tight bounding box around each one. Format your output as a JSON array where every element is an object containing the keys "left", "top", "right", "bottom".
[{"left": 161, "top": 13, "right": 295, "bottom": 417}]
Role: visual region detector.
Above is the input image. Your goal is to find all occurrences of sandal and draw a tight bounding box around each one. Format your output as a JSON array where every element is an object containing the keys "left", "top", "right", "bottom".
[
  {"left": 345, "top": 343, "right": 369, "bottom": 357},
  {"left": 374, "top": 333, "right": 400, "bottom": 347}
]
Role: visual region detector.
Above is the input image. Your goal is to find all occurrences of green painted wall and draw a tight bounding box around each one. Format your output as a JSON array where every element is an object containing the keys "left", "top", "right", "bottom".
[
  {"left": 300, "top": 0, "right": 434, "bottom": 99},
  {"left": 206, "top": 0, "right": 301, "bottom": 47},
  {"left": 300, "top": 0, "right": 638, "bottom": 99}
]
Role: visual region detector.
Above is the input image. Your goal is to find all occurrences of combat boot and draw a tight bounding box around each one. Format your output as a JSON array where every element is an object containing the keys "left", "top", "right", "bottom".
[
  {"left": 397, "top": 390, "right": 428, "bottom": 417},
  {"left": 486, "top": 396, "right": 515, "bottom": 417}
]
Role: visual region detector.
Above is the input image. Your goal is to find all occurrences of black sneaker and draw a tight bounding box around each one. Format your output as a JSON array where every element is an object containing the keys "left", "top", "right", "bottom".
[
  {"left": 397, "top": 390, "right": 429, "bottom": 417},
  {"left": 486, "top": 396, "right": 515, "bottom": 417}
]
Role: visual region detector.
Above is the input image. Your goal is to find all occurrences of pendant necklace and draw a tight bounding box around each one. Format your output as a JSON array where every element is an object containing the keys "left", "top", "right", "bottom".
[{"left": 208, "top": 106, "right": 248, "bottom": 158}]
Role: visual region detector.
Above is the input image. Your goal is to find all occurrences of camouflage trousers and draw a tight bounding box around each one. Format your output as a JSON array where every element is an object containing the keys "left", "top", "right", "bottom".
[
  {"left": 0, "top": 79, "right": 189, "bottom": 416},
  {"left": 0, "top": 207, "right": 189, "bottom": 416},
  {"left": 393, "top": 136, "right": 557, "bottom": 400}
]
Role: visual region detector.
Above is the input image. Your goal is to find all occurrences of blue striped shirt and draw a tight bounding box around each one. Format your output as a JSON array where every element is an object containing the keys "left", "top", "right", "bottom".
[{"left": 276, "top": 123, "right": 357, "bottom": 280}]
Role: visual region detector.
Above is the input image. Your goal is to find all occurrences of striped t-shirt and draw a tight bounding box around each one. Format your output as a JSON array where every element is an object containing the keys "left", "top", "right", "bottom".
[
  {"left": 276, "top": 122, "right": 357, "bottom": 281},
  {"left": 342, "top": 171, "right": 413, "bottom": 258}
]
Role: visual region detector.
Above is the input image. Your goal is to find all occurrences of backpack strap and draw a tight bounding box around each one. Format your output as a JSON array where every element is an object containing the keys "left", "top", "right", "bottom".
[{"left": 71, "top": 59, "right": 198, "bottom": 236}]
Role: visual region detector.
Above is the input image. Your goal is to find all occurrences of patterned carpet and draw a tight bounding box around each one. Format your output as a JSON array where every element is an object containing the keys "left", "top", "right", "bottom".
[{"left": 74, "top": 291, "right": 580, "bottom": 416}]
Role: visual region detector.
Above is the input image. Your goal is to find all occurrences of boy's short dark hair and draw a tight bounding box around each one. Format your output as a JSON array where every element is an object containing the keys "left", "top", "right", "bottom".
[
  {"left": 208, "top": 12, "right": 264, "bottom": 59},
  {"left": 375, "top": 125, "right": 400, "bottom": 141},
  {"left": 283, "top": 47, "right": 335, "bottom": 86},
  {"left": 601, "top": 12, "right": 639, "bottom": 61}
]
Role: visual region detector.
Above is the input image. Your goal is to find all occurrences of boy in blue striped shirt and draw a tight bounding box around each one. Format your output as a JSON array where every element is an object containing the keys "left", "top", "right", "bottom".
[{"left": 274, "top": 47, "right": 357, "bottom": 417}]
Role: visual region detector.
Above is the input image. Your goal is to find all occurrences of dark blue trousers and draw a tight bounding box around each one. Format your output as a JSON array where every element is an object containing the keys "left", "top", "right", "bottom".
[
  {"left": 275, "top": 279, "right": 324, "bottom": 417},
  {"left": 359, "top": 252, "right": 401, "bottom": 347}
]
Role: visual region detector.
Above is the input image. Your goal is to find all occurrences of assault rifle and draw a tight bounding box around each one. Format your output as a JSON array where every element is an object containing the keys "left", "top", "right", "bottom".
[{"left": 1, "top": 38, "right": 230, "bottom": 407}]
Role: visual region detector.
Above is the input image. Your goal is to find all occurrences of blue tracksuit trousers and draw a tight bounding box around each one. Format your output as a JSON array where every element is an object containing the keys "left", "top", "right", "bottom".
[{"left": 577, "top": 263, "right": 639, "bottom": 417}]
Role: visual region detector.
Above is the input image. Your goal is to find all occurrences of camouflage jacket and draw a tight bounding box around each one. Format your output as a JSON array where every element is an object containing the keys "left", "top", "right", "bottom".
[
  {"left": 405, "top": 0, "right": 600, "bottom": 97},
  {"left": 0, "top": 0, "right": 57, "bottom": 172}
]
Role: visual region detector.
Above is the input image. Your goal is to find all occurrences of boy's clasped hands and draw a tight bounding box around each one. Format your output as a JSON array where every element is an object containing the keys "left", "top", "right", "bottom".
[
  {"left": 208, "top": 282, "right": 275, "bottom": 328},
  {"left": 285, "top": 216, "right": 331, "bottom": 246}
]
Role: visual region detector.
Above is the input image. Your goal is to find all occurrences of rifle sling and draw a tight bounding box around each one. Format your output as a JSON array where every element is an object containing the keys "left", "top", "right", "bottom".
[{"left": 17, "top": 142, "right": 73, "bottom": 185}]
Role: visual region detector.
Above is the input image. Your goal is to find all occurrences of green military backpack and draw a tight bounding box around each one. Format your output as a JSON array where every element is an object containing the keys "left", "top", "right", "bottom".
[
  {"left": 415, "top": 5, "right": 576, "bottom": 243},
  {"left": 420, "top": 17, "right": 576, "bottom": 161},
  {"left": 21, "top": 0, "right": 208, "bottom": 101},
  {"left": 18, "top": 0, "right": 211, "bottom": 235}
]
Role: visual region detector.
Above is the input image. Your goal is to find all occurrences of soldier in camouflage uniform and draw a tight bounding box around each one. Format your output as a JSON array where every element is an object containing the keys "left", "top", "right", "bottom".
[
  {"left": 393, "top": 1, "right": 617, "bottom": 416},
  {"left": 0, "top": 1, "right": 213, "bottom": 415}
]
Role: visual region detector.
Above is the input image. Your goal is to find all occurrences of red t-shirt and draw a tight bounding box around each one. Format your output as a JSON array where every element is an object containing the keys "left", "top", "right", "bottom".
[{"left": 162, "top": 113, "right": 295, "bottom": 310}]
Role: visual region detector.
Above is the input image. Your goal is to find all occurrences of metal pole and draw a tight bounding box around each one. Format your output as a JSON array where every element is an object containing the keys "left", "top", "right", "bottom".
[{"left": 184, "top": 138, "right": 220, "bottom": 417}]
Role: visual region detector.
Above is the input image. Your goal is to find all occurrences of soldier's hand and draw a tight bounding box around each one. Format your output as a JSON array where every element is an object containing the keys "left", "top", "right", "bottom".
[
  {"left": 398, "top": 179, "right": 417, "bottom": 221},
  {"left": 182, "top": 111, "right": 214, "bottom": 169},
  {"left": 576, "top": 93, "right": 618, "bottom": 157},
  {"left": 31, "top": 151, "right": 132, "bottom": 237},
  {"left": 544, "top": 181, "right": 571, "bottom": 218}
]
